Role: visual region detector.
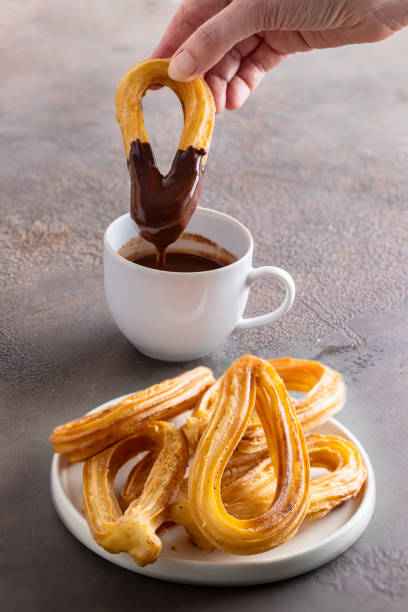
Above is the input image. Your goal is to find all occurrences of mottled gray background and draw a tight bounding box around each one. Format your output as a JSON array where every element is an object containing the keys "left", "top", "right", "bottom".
[{"left": 1, "top": 1, "right": 407, "bottom": 611}]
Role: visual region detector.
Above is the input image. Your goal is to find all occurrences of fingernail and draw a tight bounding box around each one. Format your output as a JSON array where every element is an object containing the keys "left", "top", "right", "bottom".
[{"left": 168, "top": 50, "right": 197, "bottom": 81}]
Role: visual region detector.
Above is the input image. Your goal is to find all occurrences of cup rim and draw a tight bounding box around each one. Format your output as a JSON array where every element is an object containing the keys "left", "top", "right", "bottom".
[{"left": 104, "top": 207, "right": 254, "bottom": 277}]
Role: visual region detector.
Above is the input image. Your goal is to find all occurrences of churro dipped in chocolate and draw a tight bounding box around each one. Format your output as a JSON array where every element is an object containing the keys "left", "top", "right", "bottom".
[{"left": 115, "top": 58, "right": 215, "bottom": 268}]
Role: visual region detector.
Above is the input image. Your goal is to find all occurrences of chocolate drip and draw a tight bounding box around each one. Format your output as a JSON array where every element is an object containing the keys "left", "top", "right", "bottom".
[{"left": 128, "top": 140, "right": 206, "bottom": 269}]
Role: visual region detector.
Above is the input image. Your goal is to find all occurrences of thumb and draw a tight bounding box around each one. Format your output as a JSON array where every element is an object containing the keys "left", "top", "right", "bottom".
[{"left": 168, "top": 0, "right": 268, "bottom": 81}]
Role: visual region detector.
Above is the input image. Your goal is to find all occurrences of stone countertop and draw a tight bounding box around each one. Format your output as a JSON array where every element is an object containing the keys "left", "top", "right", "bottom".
[{"left": 1, "top": 1, "right": 407, "bottom": 611}]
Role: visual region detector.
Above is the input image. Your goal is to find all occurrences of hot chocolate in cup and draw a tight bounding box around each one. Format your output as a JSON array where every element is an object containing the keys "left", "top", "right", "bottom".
[
  {"left": 104, "top": 208, "right": 295, "bottom": 361},
  {"left": 118, "top": 228, "right": 239, "bottom": 272}
]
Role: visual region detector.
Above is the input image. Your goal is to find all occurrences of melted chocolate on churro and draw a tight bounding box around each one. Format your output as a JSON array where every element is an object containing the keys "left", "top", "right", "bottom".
[{"left": 128, "top": 140, "right": 206, "bottom": 269}]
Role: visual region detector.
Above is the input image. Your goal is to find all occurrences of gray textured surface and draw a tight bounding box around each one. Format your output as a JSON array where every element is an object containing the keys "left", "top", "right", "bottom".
[{"left": 1, "top": 1, "right": 408, "bottom": 611}]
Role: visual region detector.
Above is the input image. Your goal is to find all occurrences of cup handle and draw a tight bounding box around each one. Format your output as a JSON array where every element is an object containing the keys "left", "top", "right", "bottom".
[{"left": 234, "top": 266, "right": 295, "bottom": 332}]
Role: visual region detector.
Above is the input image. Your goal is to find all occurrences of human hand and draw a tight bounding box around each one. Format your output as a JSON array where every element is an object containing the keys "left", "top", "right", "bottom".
[{"left": 151, "top": 0, "right": 408, "bottom": 113}]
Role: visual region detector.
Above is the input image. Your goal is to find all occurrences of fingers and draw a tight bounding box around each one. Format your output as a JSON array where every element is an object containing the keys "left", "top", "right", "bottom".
[
  {"left": 205, "top": 35, "right": 261, "bottom": 113},
  {"left": 151, "top": 0, "right": 286, "bottom": 112},
  {"left": 151, "top": 0, "right": 230, "bottom": 60},
  {"left": 168, "top": 0, "right": 267, "bottom": 81},
  {"left": 226, "top": 39, "right": 287, "bottom": 110},
  {"left": 206, "top": 35, "right": 287, "bottom": 113}
]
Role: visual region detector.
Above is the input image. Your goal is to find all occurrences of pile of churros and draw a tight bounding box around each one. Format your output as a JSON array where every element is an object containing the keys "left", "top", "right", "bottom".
[{"left": 49, "top": 355, "right": 366, "bottom": 567}]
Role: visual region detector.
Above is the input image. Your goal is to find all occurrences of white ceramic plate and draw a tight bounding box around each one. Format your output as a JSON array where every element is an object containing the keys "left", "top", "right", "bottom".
[{"left": 51, "top": 395, "right": 375, "bottom": 586}]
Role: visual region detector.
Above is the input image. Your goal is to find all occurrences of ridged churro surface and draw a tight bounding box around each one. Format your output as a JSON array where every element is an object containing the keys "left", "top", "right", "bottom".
[{"left": 49, "top": 367, "right": 213, "bottom": 462}]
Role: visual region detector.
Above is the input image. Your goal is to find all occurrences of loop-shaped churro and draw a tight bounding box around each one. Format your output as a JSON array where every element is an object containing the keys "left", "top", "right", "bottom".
[
  {"left": 115, "top": 58, "right": 215, "bottom": 161},
  {"left": 187, "top": 355, "right": 310, "bottom": 555},
  {"left": 82, "top": 421, "right": 188, "bottom": 567},
  {"left": 49, "top": 366, "right": 213, "bottom": 463}
]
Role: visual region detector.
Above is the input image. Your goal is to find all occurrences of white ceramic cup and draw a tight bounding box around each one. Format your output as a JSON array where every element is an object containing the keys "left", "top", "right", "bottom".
[{"left": 104, "top": 208, "right": 295, "bottom": 361}]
